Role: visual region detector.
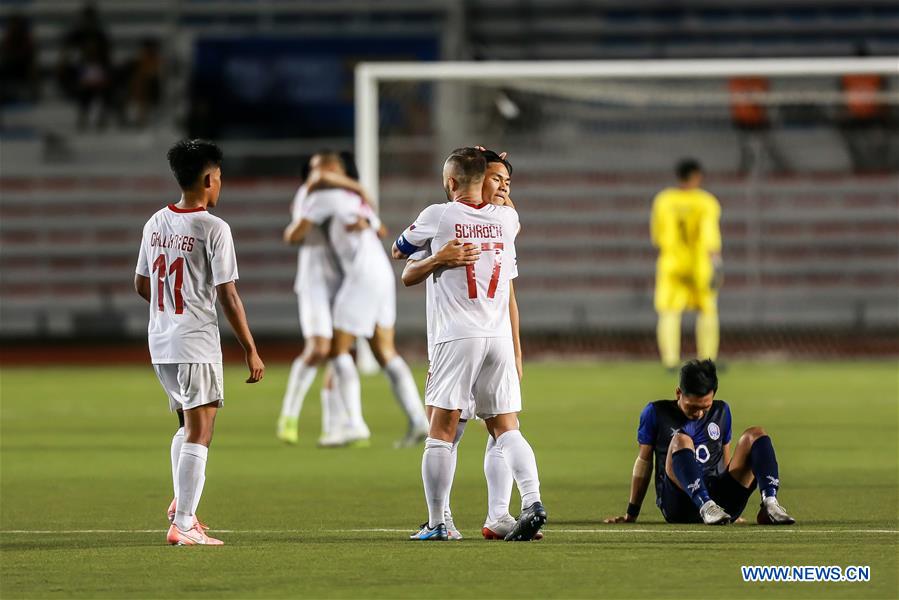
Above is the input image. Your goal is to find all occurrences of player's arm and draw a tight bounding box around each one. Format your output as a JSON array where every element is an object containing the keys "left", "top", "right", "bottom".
[
  {"left": 604, "top": 444, "right": 654, "bottom": 524},
  {"left": 216, "top": 281, "right": 265, "bottom": 383},
  {"left": 306, "top": 169, "right": 372, "bottom": 205},
  {"left": 283, "top": 218, "right": 314, "bottom": 244},
  {"left": 510, "top": 281, "right": 522, "bottom": 380},
  {"left": 401, "top": 240, "right": 480, "bottom": 287},
  {"left": 134, "top": 274, "right": 151, "bottom": 303}
]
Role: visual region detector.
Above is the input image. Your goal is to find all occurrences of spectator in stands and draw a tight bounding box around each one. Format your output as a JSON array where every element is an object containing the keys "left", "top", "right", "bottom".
[
  {"left": 839, "top": 45, "right": 892, "bottom": 173},
  {"left": 124, "top": 38, "right": 163, "bottom": 128},
  {"left": 0, "top": 13, "right": 39, "bottom": 104},
  {"left": 728, "top": 77, "right": 789, "bottom": 175},
  {"left": 57, "top": 2, "right": 114, "bottom": 129}
]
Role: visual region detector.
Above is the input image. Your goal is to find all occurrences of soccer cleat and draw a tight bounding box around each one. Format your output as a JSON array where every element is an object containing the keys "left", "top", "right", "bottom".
[
  {"left": 504, "top": 501, "right": 547, "bottom": 541},
  {"left": 757, "top": 498, "right": 796, "bottom": 525},
  {"left": 409, "top": 522, "right": 448, "bottom": 541},
  {"left": 699, "top": 500, "right": 732, "bottom": 525},
  {"left": 483, "top": 514, "right": 543, "bottom": 540},
  {"left": 166, "top": 522, "right": 223, "bottom": 546},
  {"left": 343, "top": 425, "right": 371, "bottom": 448},
  {"left": 444, "top": 512, "right": 462, "bottom": 541},
  {"left": 394, "top": 426, "right": 428, "bottom": 449},
  {"left": 166, "top": 498, "right": 208, "bottom": 531},
  {"left": 317, "top": 431, "right": 347, "bottom": 448},
  {"left": 277, "top": 415, "right": 299, "bottom": 445}
]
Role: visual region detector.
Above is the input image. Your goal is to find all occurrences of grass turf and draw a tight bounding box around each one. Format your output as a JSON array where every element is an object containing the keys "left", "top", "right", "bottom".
[{"left": 1, "top": 361, "right": 897, "bottom": 598}]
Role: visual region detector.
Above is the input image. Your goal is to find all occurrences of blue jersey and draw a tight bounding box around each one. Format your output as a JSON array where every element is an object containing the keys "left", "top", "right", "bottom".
[{"left": 637, "top": 399, "right": 733, "bottom": 506}]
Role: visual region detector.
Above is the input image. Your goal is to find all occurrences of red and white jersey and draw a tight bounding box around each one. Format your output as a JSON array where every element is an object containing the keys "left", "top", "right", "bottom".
[
  {"left": 397, "top": 201, "right": 519, "bottom": 345},
  {"left": 135, "top": 204, "right": 239, "bottom": 364},
  {"left": 291, "top": 184, "right": 340, "bottom": 294},
  {"left": 303, "top": 188, "right": 391, "bottom": 284}
]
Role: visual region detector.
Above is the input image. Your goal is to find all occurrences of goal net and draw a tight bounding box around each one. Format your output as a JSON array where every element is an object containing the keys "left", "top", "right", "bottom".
[{"left": 357, "top": 58, "right": 899, "bottom": 356}]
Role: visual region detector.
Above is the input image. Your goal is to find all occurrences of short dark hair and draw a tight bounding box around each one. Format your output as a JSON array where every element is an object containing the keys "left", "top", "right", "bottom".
[
  {"left": 339, "top": 151, "right": 359, "bottom": 181},
  {"left": 676, "top": 158, "right": 702, "bottom": 181},
  {"left": 445, "top": 147, "right": 487, "bottom": 185},
  {"left": 480, "top": 149, "right": 513, "bottom": 176},
  {"left": 679, "top": 359, "right": 718, "bottom": 397},
  {"left": 167, "top": 139, "right": 223, "bottom": 190}
]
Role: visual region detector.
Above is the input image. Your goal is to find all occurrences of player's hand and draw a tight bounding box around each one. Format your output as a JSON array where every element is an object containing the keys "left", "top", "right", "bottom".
[
  {"left": 345, "top": 218, "right": 370, "bottom": 232},
  {"left": 474, "top": 145, "right": 508, "bottom": 160},
  {"left": 245, "top": 351, "right": 265, "bottom": 383},
  {"left": 436, "top": 239, "right": 480, "bottom": 268},
  {"left": 603, "top": 514, "right": 637, "bottom": 524}
]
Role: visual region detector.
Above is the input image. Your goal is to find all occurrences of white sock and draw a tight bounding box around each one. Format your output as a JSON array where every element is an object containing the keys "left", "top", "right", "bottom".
[
  {"left": 495, "top": 430, "right": 541, "bottom": 510},
  {"left": 444, "top": 420, "right": 466, "bottom": 518},
  {"left": 280, "top": 356, "right": 317, "bottom": 419},
  {"left": 170, "top": 427, "right": 184, "bottom": 499},
  {"left": 320, "top": 388, "right": 332, "bottom": 435},
  {"left": 384, "top": 356, "right": 428, "bottom": 430},
  {"left": 422, "top": 437, "right": 454, "bottom": 528},
  {"left": 174, "top": 442, "right": 208, "bottom": 531},
  {"left": 328, "top": 383, "right": 348, "bottom": 433},
  {"left": 484, "top": 434, "right": 514, "bottom": 522},
  {"left": 332, "top": 354, "right": 367, "bottom": 433}
]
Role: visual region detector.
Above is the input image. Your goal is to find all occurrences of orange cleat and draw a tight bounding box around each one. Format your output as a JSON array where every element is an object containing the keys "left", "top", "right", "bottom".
[
  {"left": 166, "top": 498, "right": 209, "bottom": 531},
  {"left": 166, "top": 522, "right": 224, "bottom": 546}
]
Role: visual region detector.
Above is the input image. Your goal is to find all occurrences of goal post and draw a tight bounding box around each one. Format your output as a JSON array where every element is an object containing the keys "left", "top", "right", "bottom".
[
  {"left": 355, "top": 57, "right": 898, "bottom": 202},
  {"left": 356, "top": 57, "right": 899, "bottom": 348}
]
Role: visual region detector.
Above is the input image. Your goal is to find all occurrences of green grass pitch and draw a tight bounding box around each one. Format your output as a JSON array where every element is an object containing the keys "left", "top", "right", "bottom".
[{"left": 1, "top": 361, "right": 897, "bottom": 598}]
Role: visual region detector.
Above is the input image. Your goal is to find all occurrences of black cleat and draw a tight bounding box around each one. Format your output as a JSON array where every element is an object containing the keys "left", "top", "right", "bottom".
[{"left": 504, "top": 501, "right": 547, "bottom": 541}]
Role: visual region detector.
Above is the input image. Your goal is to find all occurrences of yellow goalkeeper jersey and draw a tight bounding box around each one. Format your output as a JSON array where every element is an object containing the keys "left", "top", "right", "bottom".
[{"left": 650, "top": 187, "right": 721, "bottom": 276}]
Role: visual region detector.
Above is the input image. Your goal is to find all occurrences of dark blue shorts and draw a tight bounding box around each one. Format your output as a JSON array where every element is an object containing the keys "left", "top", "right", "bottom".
[{"left": 659, "top": 472, "right": 754, "bottom": 524}]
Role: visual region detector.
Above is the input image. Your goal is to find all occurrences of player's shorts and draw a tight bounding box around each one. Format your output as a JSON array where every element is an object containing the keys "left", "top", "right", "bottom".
[
  {"left": 332, "top": 277, "right": 396, "bottom": 338},
  {"left": 658, "top": 472, "right": 754, "bottom": 524},
  {"left": 298, "top": 285, "right": 333, "bottom": 340},
  {"left": 654, "top": 268, "right": 717, "bottom": 313},
  {"left": 425, "top": 337, "right": 521, "bottom": 420},
  {"left": 153, "top": 363, "right": 224, "bottom": 412}
]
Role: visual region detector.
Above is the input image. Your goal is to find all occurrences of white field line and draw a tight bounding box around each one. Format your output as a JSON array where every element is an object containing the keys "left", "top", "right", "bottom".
[{"left": 1, "top": 528, "right": 897, "bottom": 535}]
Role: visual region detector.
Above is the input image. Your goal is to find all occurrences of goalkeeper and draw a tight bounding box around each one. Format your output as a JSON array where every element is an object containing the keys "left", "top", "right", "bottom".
[{"left": 651, "top": 158, "right": 723, "bottom": 369}]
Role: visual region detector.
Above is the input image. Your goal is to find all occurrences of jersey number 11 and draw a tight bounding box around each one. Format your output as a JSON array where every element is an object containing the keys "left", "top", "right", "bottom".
[{"left": 152, "top": 254, "right": 185, "bottom": 314}]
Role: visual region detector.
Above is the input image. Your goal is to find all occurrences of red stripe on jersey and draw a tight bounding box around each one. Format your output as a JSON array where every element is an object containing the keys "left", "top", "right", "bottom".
[
  {"left": 457, "top": 200, "right": 489, "bottom": 210},
  {"left": 168, "top": 204, "right": 206, "bottom": 213}
]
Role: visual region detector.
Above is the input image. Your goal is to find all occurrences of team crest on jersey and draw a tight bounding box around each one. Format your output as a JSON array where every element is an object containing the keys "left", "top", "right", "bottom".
[{"left": 707, "top": 422, "right": 721, "bottom": 440}]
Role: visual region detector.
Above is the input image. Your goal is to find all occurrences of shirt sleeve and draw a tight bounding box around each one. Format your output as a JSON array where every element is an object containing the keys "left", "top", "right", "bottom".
[
  {"left": 506, "top": 208, "right": 520, "bottom": 279},
  {"left": 699, "top": 194, "right": 722, "bottom": 253},
  {"left": 208, "top": 222, "right": 239, "bottom": 286},
  {"left": 637, "top": 402, "right": 658, "bottom": 445},
  {"left": 722, "top": 402, "right": 733, "bottom": 445},
  {"left": 395, "top": 203, "right": 443, "bottom": 255},
  {"left": 302, "top": 192, "right": 333, "bottom": 225},
  {"left": 135, "top": 226, "right": 150, "bottom": 276}
]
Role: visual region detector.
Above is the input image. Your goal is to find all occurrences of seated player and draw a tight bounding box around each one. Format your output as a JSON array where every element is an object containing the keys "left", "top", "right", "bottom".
[{"left": 605, "top": 359, "right": 795, "bottom": 526}]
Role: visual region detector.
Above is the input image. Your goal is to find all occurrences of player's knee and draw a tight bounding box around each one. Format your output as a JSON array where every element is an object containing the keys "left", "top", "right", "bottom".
[
  {"left": 668, "top": 432, "right": 694, "bottom": 453},
  {"left": 305, "top": 341, "right": 331, "bottom": 365},
  {"left": 741, "top": 426, "right": 767, "bottom": 445}
]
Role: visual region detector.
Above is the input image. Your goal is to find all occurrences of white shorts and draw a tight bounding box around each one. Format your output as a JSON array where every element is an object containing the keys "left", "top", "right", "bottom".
[
  {"left": 153, "top": 363, "right": 224, "bottom": 412},
  {"left": 332, "top": 277, "right": 396, "bottom": 338},
  {"left": 298, "top": 285, "right": 334, "bottom": 340},
  {"left": 425, "top": 337, "right": 521, "bottom": 420}
]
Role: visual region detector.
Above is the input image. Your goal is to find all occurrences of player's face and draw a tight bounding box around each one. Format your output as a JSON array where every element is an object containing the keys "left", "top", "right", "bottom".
[
  {"left": 675, "top": 388, "right": 715, "bottom": 420},
  {"left": 482, "top": 162, "right": 511, "bottom": 205},
  {"left": 205, "top": 167, "right": 222, "bottom": 207}
]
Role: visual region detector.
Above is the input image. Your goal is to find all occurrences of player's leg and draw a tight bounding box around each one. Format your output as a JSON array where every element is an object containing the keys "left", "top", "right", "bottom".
[
  {"left": 695, "top": 287, "right": 719, "bottom": 362},
  {"left": 330, "top": 329, "right": 369, "bottom": 445},
  {"left": 443, "top": 417, "right": 466, "bottom": 540},
  {"left": 369, "top": 324, "right": 429, "bottom": 447},
  {"left": 655, "top": 270, "right": 686, "bottom": 369},
  {"left": 318, "top": 364, "right": 348, "bottom": 448},
  {"left": 664, "top": 432, "right": 730, "bottom": 525},
  {"left": 167, "top": 409, "right": 185, "bottom": 522},
  {"left": 726, "top": 426, "right": 795, "bottom": 524}
]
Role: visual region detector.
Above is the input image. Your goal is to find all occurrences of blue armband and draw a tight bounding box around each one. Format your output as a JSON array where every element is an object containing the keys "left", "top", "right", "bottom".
[{"left": 395, "top": 234, "right": 420, "bottom": 256}]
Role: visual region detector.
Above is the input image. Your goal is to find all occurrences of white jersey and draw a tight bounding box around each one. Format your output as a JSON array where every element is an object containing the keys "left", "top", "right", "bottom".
[
  {"left": 135, "top": 204, "right": 239, "bottom": 364},
  {"left": 397, "top": 201, "right": 519, "bottom": 345},
  {"left": 291, "top": 184, "right": 340, "bottom": 294},
  {"left": 303, "top": 188, "right": 391, "bottom": 283}
]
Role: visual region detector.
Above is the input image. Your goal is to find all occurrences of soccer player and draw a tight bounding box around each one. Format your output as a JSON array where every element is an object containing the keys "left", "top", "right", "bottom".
[
  {"left": 604, "top": 359, "right": 795, "bottom": 526},
  {"left": 651, "top": 159, "right": 723, "bottom": 370},
  {"left": 289, "top": 153, "right": 429, "bottom": 447},
  {"left": 134, "top": 139, "right": 265, "bottom": 545},
  {"left": 278, "top": 151, "right": 371, "bottom": 444},
  {"left": 400, "top": 149, "right": 538, "bottom": 540},
  {"left": 393, "top": 147, "right": 547, "bottom": 542}
]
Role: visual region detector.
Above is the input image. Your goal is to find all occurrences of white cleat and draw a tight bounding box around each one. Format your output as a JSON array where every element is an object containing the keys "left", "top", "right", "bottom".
[
  {"left": 394, "top": 426, "right": 428, "bottom": 449},
  {"left": 757, "top": 497, "right": 796, "bottom": 525},
  {"left": 482, "top": 514, "right": 544, "bottom": 540},
  {"left": 317, "top": 431, "right": 347, "bottom": 448},
  {"left": 343, "top": 425, "right": 371, "bottom": 448},
  {"left": 699, "top": 500, "right": 732, "bottom": 525},
  {"left": 444, "top": 511, "right": 462, "bottom": 540}
]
